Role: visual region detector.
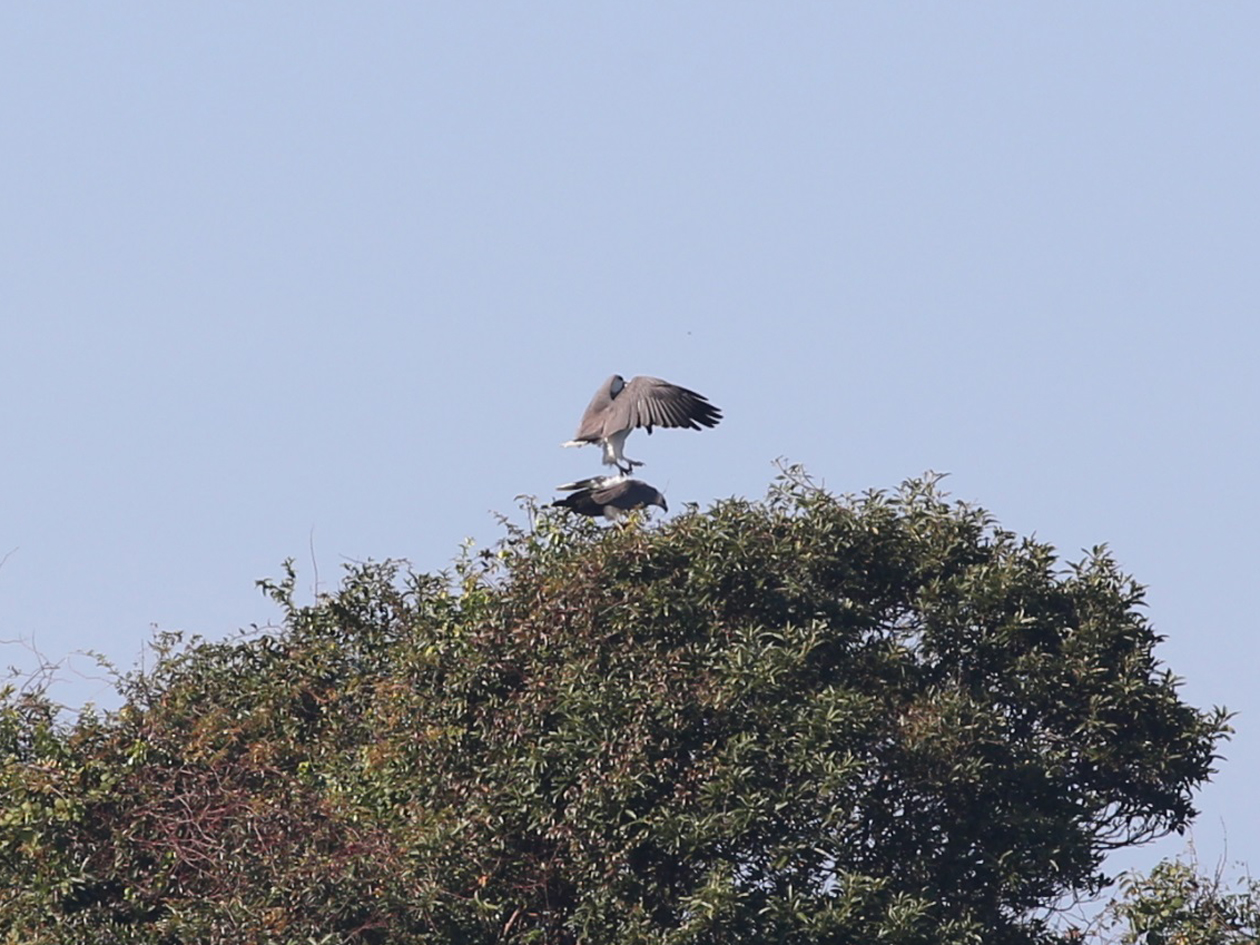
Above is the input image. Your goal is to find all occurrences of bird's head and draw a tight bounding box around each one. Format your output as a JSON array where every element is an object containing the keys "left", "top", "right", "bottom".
[{"left": 609, "top": 374, "right": 626, "bottom": 396}]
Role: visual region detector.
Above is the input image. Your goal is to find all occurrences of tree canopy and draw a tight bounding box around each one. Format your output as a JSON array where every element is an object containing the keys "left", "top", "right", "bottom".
[{"left": 0, "top": 471, "right": 1229, "bottom": 944}]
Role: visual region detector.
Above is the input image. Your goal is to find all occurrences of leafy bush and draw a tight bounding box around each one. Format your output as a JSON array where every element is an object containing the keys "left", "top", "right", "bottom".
[
  {"left": 1105, "top": 855, "right": 1260, "bottom": 945},
  {"left": 0, "top": 471, "right": 1229, "bottom": 944}
]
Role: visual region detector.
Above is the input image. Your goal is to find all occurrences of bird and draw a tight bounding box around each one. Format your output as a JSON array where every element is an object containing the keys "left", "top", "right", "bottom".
[
  {"left": 562, "top": 375, "right": 722, "bottom": 474},
  {"left": 550, "top": 476, "right": 668, "bottom": 521}
]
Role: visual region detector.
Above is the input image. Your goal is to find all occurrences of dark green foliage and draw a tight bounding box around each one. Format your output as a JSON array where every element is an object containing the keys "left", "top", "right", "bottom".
[{"left": 0, "top": 471, "right": 1228, "bottom": 944}]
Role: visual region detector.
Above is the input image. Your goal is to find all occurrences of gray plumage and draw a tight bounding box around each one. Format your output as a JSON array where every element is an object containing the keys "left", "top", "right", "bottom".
[
  {"left": 561, "top": 374, "right": 722, "bottom": 473},
  {"left": 551, "top": 476, "right": 668, "bottom": 521}
]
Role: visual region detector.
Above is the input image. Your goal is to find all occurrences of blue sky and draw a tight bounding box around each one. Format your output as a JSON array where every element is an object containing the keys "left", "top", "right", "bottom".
[{"left": 3, "top": 4, "right": 1256, "bottom": 884}]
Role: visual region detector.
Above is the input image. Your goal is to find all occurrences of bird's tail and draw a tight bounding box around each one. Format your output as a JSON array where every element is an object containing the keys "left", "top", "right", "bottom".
[{"left": 556, "top": 475, "right": 623, "bottom": 492}]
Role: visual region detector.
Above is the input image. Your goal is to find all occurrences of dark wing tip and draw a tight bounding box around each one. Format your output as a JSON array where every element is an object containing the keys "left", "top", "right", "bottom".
[
  {"left": 625, "top": 376, "right": 723, "bottom": 432},
  {"left": 674, "top": 390, "right": 721, "bottom": 430},
  {"left": 689, "top": 399, "right": 722, "bottom": 429}
]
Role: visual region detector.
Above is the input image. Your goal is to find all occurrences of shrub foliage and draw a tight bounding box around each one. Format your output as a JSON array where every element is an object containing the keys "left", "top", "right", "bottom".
[
  {"left": 1106, "top": 855, "right": 1260, "bottom": 944},
  {"left": 0, "top": 472, "right": 1228, "bottom": 944}
]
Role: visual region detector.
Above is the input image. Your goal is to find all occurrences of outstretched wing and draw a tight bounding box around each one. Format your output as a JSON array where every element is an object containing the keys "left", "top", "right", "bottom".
[
  {"left": 571, "top": 375, "right": 622, "bottom": 442},
  {"left": 607, "top": 376, "right": 723, "bottom": 436}
]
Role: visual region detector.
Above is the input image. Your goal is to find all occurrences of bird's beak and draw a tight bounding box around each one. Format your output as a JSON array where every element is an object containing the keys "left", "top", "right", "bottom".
[{"left": 659, "top": 498, "right": 669, "bottom": 512}]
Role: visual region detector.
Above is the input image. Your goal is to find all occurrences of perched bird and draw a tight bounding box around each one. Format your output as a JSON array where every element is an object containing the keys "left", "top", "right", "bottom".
[
  {"left": 562, "top": 374, "right": 722, "bottom": 474},
  {"left": 551, "top": 476, "right": 668, "bottom": 521}
]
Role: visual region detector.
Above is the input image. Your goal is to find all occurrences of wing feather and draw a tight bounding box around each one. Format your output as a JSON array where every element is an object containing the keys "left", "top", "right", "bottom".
[
  {"left": 572, "top": 376, "right": 621, "bottom": 441},
  {"left": 610, "top": 376, "right": 722, "bottom": 436},
  {"left": 590, "top": 479, "right": 632, "bottom": 506}
]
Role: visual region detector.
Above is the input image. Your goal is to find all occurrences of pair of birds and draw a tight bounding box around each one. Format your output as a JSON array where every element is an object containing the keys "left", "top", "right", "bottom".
[{"left": 551, "top": 374, "right": 722, "bottom": 521}]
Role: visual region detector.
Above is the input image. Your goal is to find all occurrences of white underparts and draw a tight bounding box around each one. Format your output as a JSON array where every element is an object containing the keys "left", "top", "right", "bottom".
[{"left": 601, "top": 429, "right": 638, "bottom": 469}]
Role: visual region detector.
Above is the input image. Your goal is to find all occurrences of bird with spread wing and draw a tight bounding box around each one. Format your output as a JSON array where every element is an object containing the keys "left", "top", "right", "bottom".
[{"left": 562, "top": 374, "right": 722, "bottom": 474}]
